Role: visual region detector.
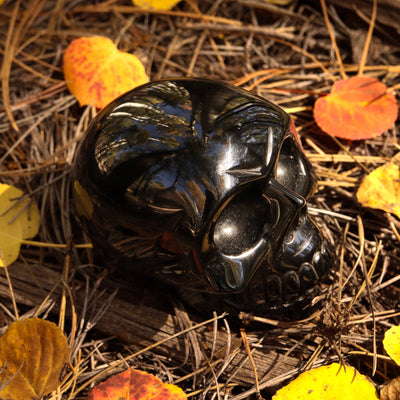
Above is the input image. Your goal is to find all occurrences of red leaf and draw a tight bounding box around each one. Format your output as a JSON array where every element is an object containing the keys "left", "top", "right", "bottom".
[{"left": 313, "top": 76, "right": 398, "bottom": 140}]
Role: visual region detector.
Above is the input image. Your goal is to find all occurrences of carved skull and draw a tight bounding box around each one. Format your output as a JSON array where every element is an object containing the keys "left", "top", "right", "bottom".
[{"left": 74, "top": 78, "right": 333, "bottom": 317}]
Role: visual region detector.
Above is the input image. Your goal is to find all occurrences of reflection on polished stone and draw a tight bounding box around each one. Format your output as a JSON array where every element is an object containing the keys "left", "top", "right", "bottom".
[{"left": 73, "top": 78, "right": 333, "bottom": 318}]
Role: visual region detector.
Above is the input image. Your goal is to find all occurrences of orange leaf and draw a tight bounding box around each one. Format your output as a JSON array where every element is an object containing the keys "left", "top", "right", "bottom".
[
  {"left": 381, "top": 376, "right": 400, "bottom": 400},
  {"left": 356, "top": 160, "right": 400, "bottom": 218},
  {"left": 63, "top": 36, "right": 149, "bottom": 109},
  {"left": 314, "top": 76, "right": 398, "bottom": 140},
  {"left": 0, "top": 318, "right": 70, "bottom": 400},
  {"left": 87, "top": 369, "right": 186, "bottom": 400}
]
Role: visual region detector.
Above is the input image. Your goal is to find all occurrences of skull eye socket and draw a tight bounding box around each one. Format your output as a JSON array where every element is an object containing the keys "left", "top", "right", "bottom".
[
  {"left": 212, "top": 189, "right": 275, "bottom": 256},
  {"left": 275, "top": 135, "right": 315, "bottom": 198}
]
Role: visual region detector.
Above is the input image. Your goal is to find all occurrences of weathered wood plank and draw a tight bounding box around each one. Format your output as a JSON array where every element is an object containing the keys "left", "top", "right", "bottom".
[{"left": 0, "top": 261, "right": 301, "bottom": 391}]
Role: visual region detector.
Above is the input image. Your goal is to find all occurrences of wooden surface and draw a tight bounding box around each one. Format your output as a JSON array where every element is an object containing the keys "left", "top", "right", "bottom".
[{"left": 0, "top": 260, "right": 302, "bottom": 393}]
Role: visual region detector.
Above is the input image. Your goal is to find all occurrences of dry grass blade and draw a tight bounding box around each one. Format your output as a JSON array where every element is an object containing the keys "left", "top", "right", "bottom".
[
  {"left": 0, "top": 262, "right": 19, "bottom": 320},
  {"left": 240, "top": 327, "right": 262, "bottom": 399},
  {"left": 320, "top": 0, "right": 346, "bottom": 79},
  {"left": 71, "top": 3, "right": 243, "bottom": 26},
  {"left": 1, "top": 0, "right": 21, "bottom": 132},
  {"left": 358, "top": 0, "right": 378, "bottom": 76}
]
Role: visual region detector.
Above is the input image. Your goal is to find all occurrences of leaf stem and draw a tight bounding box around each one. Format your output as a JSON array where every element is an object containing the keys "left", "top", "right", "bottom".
[{"left": 20, "top": 239, "right": 93, "bottom": 249}]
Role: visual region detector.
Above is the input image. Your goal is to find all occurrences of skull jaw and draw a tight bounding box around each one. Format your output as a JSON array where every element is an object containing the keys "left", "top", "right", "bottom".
[
  {"left": 179, "top": 214, "right": 333, "bottom": 319},
  {"left": 177, "top": 248, "right": 333, "bottom": 320},
  {"left": 79, "top": 182, "right": 333, "bottom": 319}
]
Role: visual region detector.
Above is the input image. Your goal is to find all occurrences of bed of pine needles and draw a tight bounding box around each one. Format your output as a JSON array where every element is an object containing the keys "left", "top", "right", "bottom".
[{"left": 1, "top": 0, "right": 400, "bottom": 399}]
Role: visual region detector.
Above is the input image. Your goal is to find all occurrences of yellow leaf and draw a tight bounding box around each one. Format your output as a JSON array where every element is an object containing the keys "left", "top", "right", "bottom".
[
  {"left": 0, "top": 184, "right": 40, "bottom": 267},
  {"left": 272, "top": 363, "right": 378, "bottom": 400},
  {"left": 0, "top": 318, "right": 70, "bottom": 400},
  {"left": 132, "top": 0, "right": 181, "bottom": 10},
  {"left": 383, "top": 325, "right": 400, "bottom": 366},
  {"left": 356, "top": 161, "right": 400, "bottom": 218},
  {"left": 74, "top": 180, "right": 94, "bottom": 219},
  {"left": 63, "top": 36, "right": 149, "bottom": 109}
]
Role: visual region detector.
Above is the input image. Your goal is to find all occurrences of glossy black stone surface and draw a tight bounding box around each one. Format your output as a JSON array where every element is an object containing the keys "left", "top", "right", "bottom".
[{"left": 73, "top": 78, "right": 333, "bottom": 317}]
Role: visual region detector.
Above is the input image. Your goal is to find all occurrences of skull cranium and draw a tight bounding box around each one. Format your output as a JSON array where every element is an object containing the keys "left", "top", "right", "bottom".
[{"left": 74, "top": 78, "right": 333, "bottom": 317}]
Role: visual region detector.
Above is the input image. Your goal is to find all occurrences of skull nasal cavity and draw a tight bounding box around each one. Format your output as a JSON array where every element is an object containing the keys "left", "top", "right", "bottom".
[{"left": 213, "top": 190, "right": 268, "bottom": 255}]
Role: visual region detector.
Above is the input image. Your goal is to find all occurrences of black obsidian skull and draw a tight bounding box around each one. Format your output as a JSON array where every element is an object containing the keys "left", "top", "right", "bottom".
[{"left": 73, "top": 78, "right": 333, "bottom": 318}]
